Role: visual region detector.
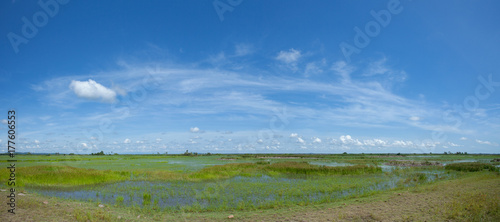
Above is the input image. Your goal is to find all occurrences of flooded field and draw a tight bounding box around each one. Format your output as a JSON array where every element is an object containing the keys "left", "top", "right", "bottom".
[
  {"left": 29, "top": 170, "right": 451, "bottom": 211},
  {"left": 1, "top": 153, "right": 498, "bottom": 220}
]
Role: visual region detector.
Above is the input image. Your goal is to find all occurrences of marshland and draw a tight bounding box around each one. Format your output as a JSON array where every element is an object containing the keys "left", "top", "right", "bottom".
[{"left": 1, "top": 153, "right": 499, "bottom": 221}]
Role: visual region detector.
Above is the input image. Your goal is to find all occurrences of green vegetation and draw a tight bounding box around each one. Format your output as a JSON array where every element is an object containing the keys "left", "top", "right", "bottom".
[
  {"left": 0, "top": 153, "right": 499, "bottom": 221},
  {"left": 115, "top": 195, "right": 124, "bottom": 204},
  {"left": 10, "top": 165, "right": 130, "bottom": 187},
  {"left": 445, "top": 162, "right": 498, "bottom": 172},
  {"left": 265, "top": 161, "right": 381, "bottom": 175}
]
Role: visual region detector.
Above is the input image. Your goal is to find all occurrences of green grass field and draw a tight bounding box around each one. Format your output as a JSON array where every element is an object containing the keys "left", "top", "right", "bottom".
[{"left": 1, "top": 153, "right": 499, "bottom": 221}]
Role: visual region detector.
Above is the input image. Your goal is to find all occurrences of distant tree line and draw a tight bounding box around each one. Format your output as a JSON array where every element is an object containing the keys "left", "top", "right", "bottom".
[
  {"left": 91, "top": 151, "right": 105, "bottom": 155},
  {"left": 444, "top": 151, "right": 468, "bottom": 155}
]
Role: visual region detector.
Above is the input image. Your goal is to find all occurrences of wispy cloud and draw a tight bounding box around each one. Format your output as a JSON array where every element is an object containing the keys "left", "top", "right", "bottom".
[
  {"left": 24, "top": 55, "right": 500, "bottom": 153},
  {"left": 475, "top": 139, "right": 498, "bottom": 146},
  {"left": 276, "top": 48, "right": 302, "bottom": 64},
  {"left": 234, "top": 43, "right": 254, "bottom": 57},
  {"left": 276, "top": 48, "right": 302, "bottom": 71},
  {"left": 29, "top": 60, "right": 451, "bottom": 133}
]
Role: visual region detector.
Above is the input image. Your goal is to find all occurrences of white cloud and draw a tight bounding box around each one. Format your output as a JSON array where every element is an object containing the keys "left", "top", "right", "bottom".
[
  {"left": 1, "top": 119, "right": 8, "bottom": 125},
  {"left": 448, "top": 142, "right": 461, "bottom": 147},
  {"left": 156, "top": 138, "right": 162, "bottom": 143},
  {"left": 235, "top": 43, "right": 254, "bottom": 56},
  {"left": 39, "top": 116, "right": 52, "bottom": 121},
  {"left": 363, "top": 58, "right": 407, "bottom": 82},
  {"left": 69, "top": 79, "right": 117, "bottom": 103},
  {"left": 409, "top": 116, "right": 420, "bottom": 121},
  {"left": 290, "top": 133, "right": 298, "bottom": 138},
  {"left": 208, "top": 52, "right": 226, "bottom": 65},
  {"left": 297, "top": 137, "right": 305, "bottom": 143},
  {"left": 276, "top": 48, "right": 301, "bottom": 64},
  {"left": 190, "top": 127, "right": 200, "bottom": 133},
  {"left": 313, "top": 137, "right": 322, "bottom": 143},
  {"left": 392, "top": 140, "right": 411, "bottom": 147},
  {"left": 304, "top": 61, "right": 324, "bottom": 76},
  {"left": 340, "top": 135, "right": 352, "bottom": 143},
  {"left": 331, "top": 61, "right": 353, "bottom": 82},
  {"left": 475, "top": 139, "right": 498, "bottom": 146},
  {"left": 363, "top": 58, "right": 390, "bottom": 76},
  {"left": 363, "top": 139, "right": 386, "bottom": 146},
  {"left": 124, "top": 138, "right": 131, "bottom": 144},
  {"left": 34, "top": 140, "right": 40, "bottom": 144},
  {"left": 81, "top": 143, "right": 88, "bottom": 148},
  {"left": 339, "top": 135, "right": 362, "bottom": 145},
  {"left": 460, "top": 137, "right": 467, "bottom": 140}
]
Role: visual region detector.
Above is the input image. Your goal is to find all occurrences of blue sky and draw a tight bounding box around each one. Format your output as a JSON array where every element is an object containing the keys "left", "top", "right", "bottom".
[{"left": 1, "top": 0, "right": 500, "bottom": 154}]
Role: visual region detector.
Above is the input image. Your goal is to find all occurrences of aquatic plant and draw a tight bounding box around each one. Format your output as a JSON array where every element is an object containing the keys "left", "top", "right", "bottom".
[
  {"left": 116, "top": 195, "right": 124, "bottom": 204},
  {"left": 143, "top": 193, "right": 152, "bottom": 205}
]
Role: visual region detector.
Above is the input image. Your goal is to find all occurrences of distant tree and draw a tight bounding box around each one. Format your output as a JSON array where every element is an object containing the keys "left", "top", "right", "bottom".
[
  {"left": 342, "top": 152, "right": 347, "bottom": 155},
  {"left": 91, "top": 151, "right": 105, "bottom": 155},
  {"left": 69, "top": 153, "right": 75, "bottom": 155}
]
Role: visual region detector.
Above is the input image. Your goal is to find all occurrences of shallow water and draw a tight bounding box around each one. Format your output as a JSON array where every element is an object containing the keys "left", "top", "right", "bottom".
[
  {"left": 308, "top": 161, "right": 354, "bottom": 167},
  {"left": 309, "top": 161, "right": 401, "bottom": 172},
  {"left": 441, "top": 159, "right": 478, "bottom": 166},
  {"left": 29, "top": 170, "right": 451, "bottom": 210},
  {"left": 411, "top": 155, "right": 440, "bottom": 158}
]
